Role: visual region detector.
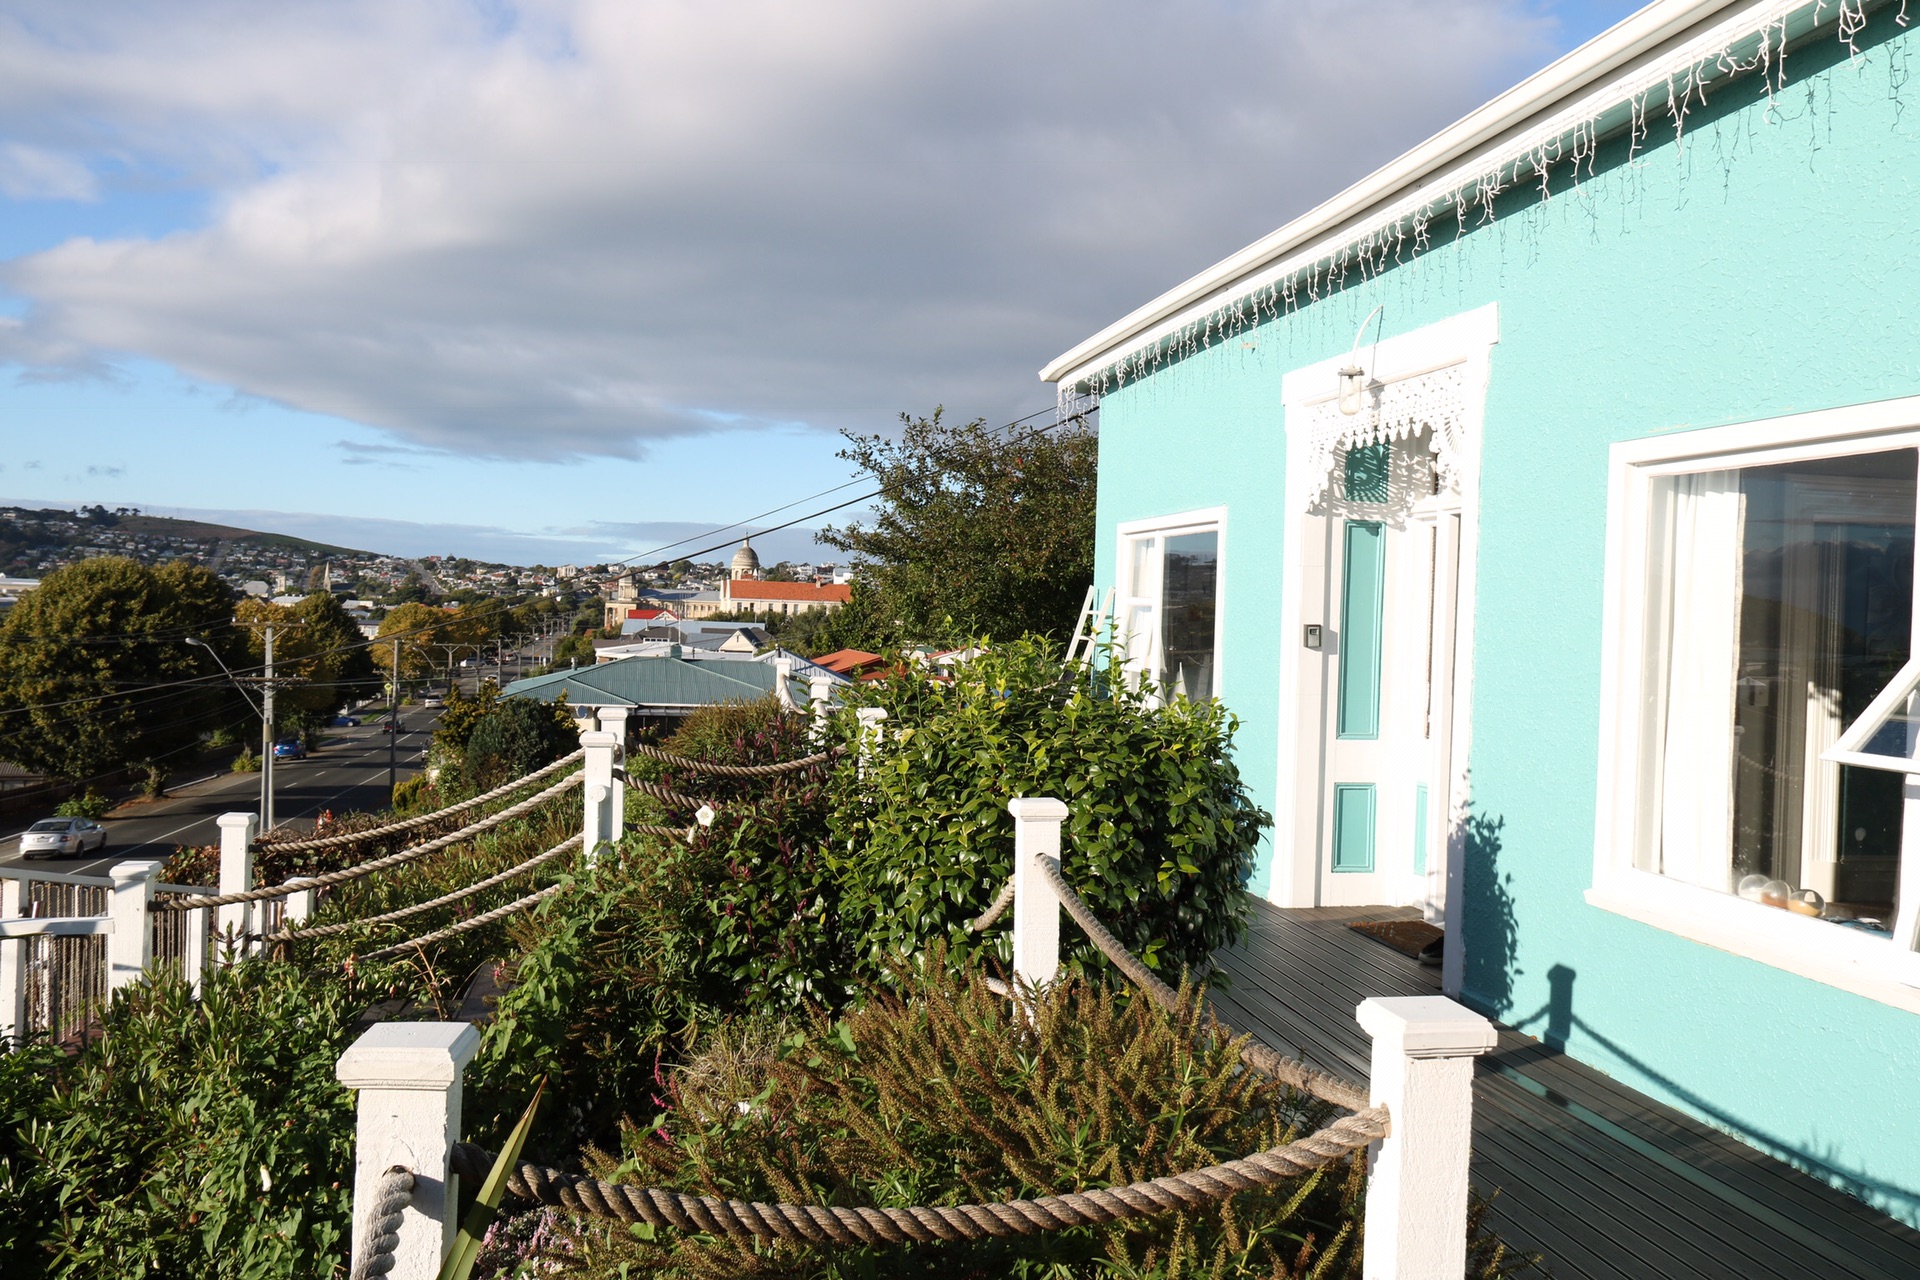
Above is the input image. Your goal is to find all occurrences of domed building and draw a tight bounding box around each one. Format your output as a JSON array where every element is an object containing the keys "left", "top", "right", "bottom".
[{"left": 730, "top": 538, "right": 761, "bottom": 581}]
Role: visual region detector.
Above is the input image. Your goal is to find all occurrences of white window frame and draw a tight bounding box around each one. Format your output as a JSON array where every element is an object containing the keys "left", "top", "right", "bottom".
[
  {"left": 1115, "top": 507, "right": 1227, "bottom": 704},
  {"left": 1591, "top": 393, "right": 1920, "bottom": 1014}
]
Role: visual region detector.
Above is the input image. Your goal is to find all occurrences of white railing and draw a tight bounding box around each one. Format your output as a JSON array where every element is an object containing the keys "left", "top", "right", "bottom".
[
  {"left": 0, "top": 729, "right": 620, "bottom": 1051},
  {"left": 336, "top": 794, "right": 1496, "bottom": 1280}
]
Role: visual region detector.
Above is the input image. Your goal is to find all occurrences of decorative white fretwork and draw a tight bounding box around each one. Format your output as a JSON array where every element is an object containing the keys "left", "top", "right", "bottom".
[{"left": 1295, "top": 361, "right": 1468, "bottom": 509}]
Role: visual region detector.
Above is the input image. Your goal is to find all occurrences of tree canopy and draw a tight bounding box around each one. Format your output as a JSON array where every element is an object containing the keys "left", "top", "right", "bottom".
[
  {"left": 237, "top": 594, "right": 379, "bottom": 721},
  {"left": 818, "top": 409, "right": 1096, "bottom": 647},
  {"left": 0, "top": 558, "right": 246, "bottom": 780}
]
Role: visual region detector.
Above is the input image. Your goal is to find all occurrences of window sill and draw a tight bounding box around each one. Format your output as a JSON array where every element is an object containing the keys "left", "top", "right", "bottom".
[{"left": 1585, "top": 871, "right": 1920, "bottom": 1016}]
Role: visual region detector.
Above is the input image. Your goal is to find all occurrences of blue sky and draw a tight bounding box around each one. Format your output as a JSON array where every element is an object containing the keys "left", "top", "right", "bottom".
[{"left": 0, "top": 1, "right": 1642, "bottom": 566}]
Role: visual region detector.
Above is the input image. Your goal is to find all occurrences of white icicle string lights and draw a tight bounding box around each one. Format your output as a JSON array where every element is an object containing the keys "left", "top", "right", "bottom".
[{"left": 1057, "top": 0, "right": 1889, "bottom": 407}]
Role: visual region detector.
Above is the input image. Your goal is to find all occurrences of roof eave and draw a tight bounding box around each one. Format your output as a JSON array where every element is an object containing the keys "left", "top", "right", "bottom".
[{"left": 1038, "top": 0, "right": 1769, "bottom": 387}]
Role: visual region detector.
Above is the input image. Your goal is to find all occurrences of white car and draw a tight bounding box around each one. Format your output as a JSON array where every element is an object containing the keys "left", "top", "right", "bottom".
[{"left": 20, "top": 818, "right": 108, "bottom": 859}]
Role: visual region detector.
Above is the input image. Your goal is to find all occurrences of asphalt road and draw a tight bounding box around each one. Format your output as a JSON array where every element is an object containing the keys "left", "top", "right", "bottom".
[{"left": 0, "top": 706, "right": 440, "bottom": 876}]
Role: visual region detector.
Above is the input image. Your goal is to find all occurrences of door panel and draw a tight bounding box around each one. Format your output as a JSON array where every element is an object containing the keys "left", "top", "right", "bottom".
[{"left": 1298, "top": 437, "right": 1461, "bottom": 908}]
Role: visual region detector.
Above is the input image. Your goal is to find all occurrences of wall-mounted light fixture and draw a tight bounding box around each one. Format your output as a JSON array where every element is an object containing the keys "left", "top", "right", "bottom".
[{"left": 1337, "top": 305, "right": 1385, "bottom": 417}]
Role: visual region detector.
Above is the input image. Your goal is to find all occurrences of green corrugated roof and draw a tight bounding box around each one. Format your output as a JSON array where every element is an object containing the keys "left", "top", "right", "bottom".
[{"left": 502, "top": 656, "right": 800, "bottom": 709}]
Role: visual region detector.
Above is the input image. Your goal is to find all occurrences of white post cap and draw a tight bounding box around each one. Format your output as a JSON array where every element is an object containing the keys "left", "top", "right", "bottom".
[
  {"left": 1008, "top": 796, "right": 1070, "bottom": 822},
  {"left": 336, "top": 1022, "right": 483, "bottom": 1090},
  {"left": 1356, "top": 996, "right": 1497, "bottom": 1059}
]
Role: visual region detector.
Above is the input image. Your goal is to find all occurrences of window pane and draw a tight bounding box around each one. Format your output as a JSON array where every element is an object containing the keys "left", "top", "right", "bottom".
[
  {"left": 1734, "top": 452, "right": 1914, "bottom": 934},
  {"left": 1162, "top": 531, "right": 1218, "bottom": 701},
  {"left": 1645, "top": 449, "right": 1915, "bottom": 936}
]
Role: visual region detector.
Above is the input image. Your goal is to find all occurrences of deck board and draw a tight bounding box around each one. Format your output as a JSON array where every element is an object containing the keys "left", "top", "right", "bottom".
[{"left": 1208, "top": 899, "right": 1920, "bottom": 1279}]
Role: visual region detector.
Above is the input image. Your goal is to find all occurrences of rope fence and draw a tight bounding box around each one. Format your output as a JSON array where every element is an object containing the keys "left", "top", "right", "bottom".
[
  {"left": 450, "top": 1107, "right": 1386, "bottom": 1246},
  {"left": 967, "top": 878, "right": 1016, "bottom": 933},
  {"left": 440, "top": 859, "right": 1388, "bottom": 1245},
  {"left": 158, "top": 771, "right": 584, "bottom": 913},
  {"left": 629, "top": 742, "right": 845, "bottom": 778},
  {"left": 264, "top": 833, "right": 584, "bottom": 944},
  {"left": 1032, "top": 856, "right": 1369, "bottom": 1113},
  {"left": 263, "top": 750, "right": 586, "bottom": 854},
  {"left": 347, "top": 1165, "right": 416, "bottom": 1280},
  {"left": 617, "top": 774, "right": 718, "bottom": 812},
  {"left": 362, "top": 883, "right": 566, "bottom": 961}
]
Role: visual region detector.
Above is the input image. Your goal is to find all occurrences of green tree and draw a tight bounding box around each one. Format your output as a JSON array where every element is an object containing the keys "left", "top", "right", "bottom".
[
  {"left": 819, "top": 408, "right": 1097, "bottom": 647},
  {"left": 0, "top": 558, "right": 246, "bottom": 780},
  {"left": 237, "top": 593, "right": 378, "bottom": 721}
]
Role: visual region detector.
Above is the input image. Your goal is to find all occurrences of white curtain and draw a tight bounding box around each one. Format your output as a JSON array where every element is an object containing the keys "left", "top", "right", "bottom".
[{"left": 1654, "top": 471, "right": 1745, "bottom": 890}]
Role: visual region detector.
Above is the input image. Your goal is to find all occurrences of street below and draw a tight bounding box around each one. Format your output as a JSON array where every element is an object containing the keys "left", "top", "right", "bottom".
[{"left": 0, "top": 706, "right": 440, "bottom": 876}]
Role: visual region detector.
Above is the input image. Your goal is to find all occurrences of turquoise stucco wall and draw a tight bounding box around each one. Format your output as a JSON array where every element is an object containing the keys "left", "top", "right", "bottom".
[{"left": 1088, "top": 11, "right": 1920, "bottom": 1221}]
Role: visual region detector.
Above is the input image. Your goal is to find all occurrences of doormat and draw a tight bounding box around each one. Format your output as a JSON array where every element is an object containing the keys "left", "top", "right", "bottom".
[{"left": 1348, "top": 919, "right": 1444, "bottom": 965}]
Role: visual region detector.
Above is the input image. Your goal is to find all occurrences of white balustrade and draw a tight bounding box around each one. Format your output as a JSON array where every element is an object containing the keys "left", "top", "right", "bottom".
[
  {"left": 0, "top": 876, "right": 23, "bottom": 1046},
  {"left": 1008, "top": 797, "right": 1069, "bottom": 992},
  {"left": 216, "top": 811, "right": 258, "bottom": 961},
  {"left": 580, "top": 729, "right": 619, "bottom": 861},
  {"left": 336, "top": 1021, "right": 481, "bottom": 1279},
  {"left": 597, "top": 706, "right": 628, "bottom": 845},
  {"left": 1356, "top": 996, "right": 1497, "bottom": 1279},
  {"left": 107, "top": 860, "right": 161, "bottom": 991}
]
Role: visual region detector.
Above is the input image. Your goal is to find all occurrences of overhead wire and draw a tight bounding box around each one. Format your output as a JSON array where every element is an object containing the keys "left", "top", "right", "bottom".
[{"left": 0, "top": 404, "right": 1094, "bottom": 721}]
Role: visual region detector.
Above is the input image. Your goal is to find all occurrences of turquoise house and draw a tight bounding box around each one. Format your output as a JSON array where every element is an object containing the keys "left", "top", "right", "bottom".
[{"left": 1045, "top": 0, "right": 1920, "bottom": 1224}]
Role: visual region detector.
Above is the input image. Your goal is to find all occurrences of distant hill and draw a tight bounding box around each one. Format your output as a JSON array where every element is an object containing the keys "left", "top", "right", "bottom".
[
  {"left": 111, "top": 513, "right": 367, "bottom": 557},
  {"left": 0, "top": 505, "right": 377, "bottom": 580}
]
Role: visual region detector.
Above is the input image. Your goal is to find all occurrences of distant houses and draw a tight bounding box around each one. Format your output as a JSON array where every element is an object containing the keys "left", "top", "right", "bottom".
[{"left": 602, "top": 539, "right": 852, "bottom": 628}]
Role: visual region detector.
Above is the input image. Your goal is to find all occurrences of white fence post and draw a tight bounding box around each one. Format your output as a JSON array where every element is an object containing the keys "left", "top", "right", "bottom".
[
  {"left": 1009, "top": 797, "right": 1069, "bottom": 991},
  {"left": 336, "top": 1022, "right": 481, "bottom": 1279},
  {"left": 855, "top": 707, "right": 887, "bottom": 776},
  {"left": 285, "top": 878, "right": 316, "bottom": 927},
  {"left": 216, "top": 812, "right": 258, "bottom": 962},
  {"left": 581, "top": 729, "right": 618, "bottom": 861},
  {"left": 107, "top": 860, "right": 162, "bottom": 992},
  {"left": 183, "top": 907, "right": 209, "bottom": 998},
  {"left": 774, "top": 656, "right": 795, "bottom": 711},
  {"left": 597, "top": 706, "right": 628, "bottom": 846},
  {"left": 1356, "top": 995, "right": 1497, "bottom": 1280},
  {"left": 0, "top": 877, "right": 23, "bottom": 1046}
]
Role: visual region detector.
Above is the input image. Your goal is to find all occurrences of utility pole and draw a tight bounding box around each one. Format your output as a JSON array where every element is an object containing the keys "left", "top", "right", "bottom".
[
  {"left": 389, "top": 637, "right": 401, "bottom": 798},
  {"left": 261, "top": 623, "right": 276, "bottom": 831}
]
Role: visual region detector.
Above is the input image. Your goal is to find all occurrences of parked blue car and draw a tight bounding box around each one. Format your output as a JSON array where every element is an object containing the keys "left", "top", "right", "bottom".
[
  {"left": 272, "top": 738, "right": 307, "bottom": 760},
  {"left": 331, "top": 714, "right": 361, "bottom": 727}
]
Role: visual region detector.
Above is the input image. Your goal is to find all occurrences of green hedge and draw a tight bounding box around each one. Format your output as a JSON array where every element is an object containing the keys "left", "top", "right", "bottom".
[{"left": 828, "top": 637, "right": 1268, "bottom": 985}]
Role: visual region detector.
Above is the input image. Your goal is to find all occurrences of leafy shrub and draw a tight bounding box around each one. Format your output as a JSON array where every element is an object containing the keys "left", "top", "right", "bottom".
[
  {"left": 574, "top": 960, "right": 1368, "bottom": 1279},
  {"left": 163, "top": 841, "right": 220, "bottom": 887},
  {"left": 206, "top": 725, "right": 241, "bottom": 750},
  {"left": 829, "top": 636, "right": 1267, "bottom": 985},
  {"left": 52, "top": 790, "right": 110, "bottom": 819},
  {"left": 231, "top": 747, "right": 261, "bottom": 774},
  {"left": 0, "top": 964, "right": 367, "bottom": 1278},
  {"left": 432, "top": 684, "right": 576, "bottom": 796}
]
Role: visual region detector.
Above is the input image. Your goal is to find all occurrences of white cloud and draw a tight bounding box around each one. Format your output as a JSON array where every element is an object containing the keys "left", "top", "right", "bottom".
[
  {"left": 0, "top": 0, "right": 1558, "bottom": 459},
  {"left": 0, "top": 142, "right": 97, "bottom": 200}
]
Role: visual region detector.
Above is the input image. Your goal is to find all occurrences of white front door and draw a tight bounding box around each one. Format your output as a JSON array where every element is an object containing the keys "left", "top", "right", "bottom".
[{"left": 1292, "top": 435, "right": 1460, "bottom": 909}]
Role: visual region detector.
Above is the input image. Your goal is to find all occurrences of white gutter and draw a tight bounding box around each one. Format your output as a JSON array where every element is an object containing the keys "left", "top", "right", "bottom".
[{"left": 1039, "top": 0, "right": 1830, "bottom": 388}]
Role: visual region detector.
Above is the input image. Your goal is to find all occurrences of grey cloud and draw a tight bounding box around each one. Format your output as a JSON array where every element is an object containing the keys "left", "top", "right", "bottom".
[
  {"left": 85, "top": 463, "right": 124, "bottom": 477},
  {"left": 0, "top": 1, "right": 1561, "bottom": 459}
]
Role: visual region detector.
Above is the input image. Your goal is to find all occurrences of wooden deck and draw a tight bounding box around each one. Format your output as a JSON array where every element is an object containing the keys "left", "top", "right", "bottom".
[{"left": 1209, "top": 901, "right": 1920, "bottom": 1279}]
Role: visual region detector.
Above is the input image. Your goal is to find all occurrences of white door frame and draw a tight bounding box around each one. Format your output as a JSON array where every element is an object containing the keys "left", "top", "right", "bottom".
[{"left": 1271, "top": 304, "right": 1497, "bottom": 996}]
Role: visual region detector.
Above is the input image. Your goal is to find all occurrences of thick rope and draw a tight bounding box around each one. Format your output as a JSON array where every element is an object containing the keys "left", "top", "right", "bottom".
[
  {"left": 264, "top": 834, "right": 583, "bottom": 943},
  {"left": 159, "top": 772, "right": 583, "bottom": 912},
  {"left": 263, "top": 750, "right": 586, "bottom": 853},
  {"left": 629, "top": 741, "right": 844, "bottom": 778},
  {"left": 617, "top": 773, "right": 717, "bottom": 812},
  {"left": 627, "top": 823, "right": 693, "bottom": 841},
  {"left": 361, "top": 883, "right": 565, "bottom": 960},
  {"left": 449, "top": 1106, "right": 1385, "bottom": 1245},
  {"left": 348, "top": 1165, "right": 416, "bottom": 1280},
  {"left": 967, "top": 878, "right": 1017, "bottom": 933},
  {"left": 1032, "top": 857, "right": 1370, "bottom": 1113}
]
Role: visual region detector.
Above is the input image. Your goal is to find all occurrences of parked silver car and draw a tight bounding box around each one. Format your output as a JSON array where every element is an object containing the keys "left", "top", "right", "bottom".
[{"left": 19, "top": 818, "right": 108, "bottom": 859}]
